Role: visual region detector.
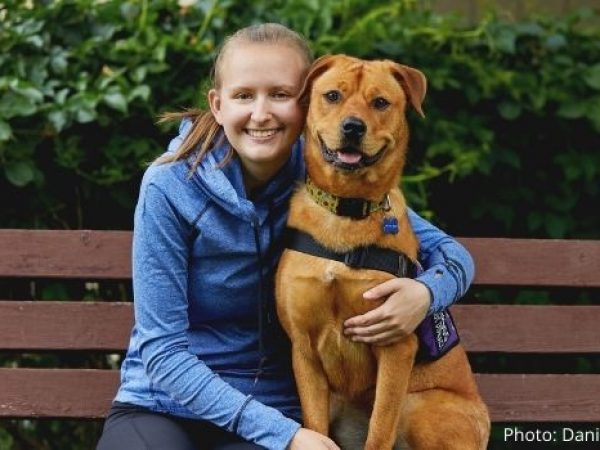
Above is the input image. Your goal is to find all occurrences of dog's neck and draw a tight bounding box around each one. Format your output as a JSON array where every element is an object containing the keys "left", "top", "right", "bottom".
[{"left": 305, "top": 176, "right": 390, "bottom": 220}]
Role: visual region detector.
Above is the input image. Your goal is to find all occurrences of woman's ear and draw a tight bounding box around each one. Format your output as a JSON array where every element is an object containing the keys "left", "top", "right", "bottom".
[{"left": 208, "top": 89, "right": 223, "bottom": 125}]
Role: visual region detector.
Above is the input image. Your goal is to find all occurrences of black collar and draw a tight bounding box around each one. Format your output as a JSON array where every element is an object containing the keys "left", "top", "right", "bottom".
[{"left": 305, "top": 177, "right": 390, "bottom": 220}]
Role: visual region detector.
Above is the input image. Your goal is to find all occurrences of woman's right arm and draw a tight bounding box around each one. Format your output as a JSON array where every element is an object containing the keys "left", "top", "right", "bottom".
[{"left": 133, "top": 176, "right": 301, "bottom": 450}]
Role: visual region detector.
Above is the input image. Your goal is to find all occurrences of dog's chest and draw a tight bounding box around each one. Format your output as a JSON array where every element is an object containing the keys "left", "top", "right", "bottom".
[{"left": 277, "top": 250, "right": 395, "bottom": 323}]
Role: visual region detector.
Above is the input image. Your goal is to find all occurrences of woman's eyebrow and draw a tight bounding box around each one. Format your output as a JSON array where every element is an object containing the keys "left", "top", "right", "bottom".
[{"left": 227, "top": 84, "right": 299, "bottom": 91}]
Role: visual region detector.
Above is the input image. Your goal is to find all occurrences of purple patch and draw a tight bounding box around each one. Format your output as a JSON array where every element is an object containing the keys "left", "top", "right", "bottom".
[{"left": 415, "top": 309, "right": 460, "bottom": 362}]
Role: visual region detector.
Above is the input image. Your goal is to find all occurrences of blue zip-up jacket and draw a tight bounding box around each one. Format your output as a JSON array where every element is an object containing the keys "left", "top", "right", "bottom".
[{"left": 115, "top": 120, "right": 475, "bottom": 450}]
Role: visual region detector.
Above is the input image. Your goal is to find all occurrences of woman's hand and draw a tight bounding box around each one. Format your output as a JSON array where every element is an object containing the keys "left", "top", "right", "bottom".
[
  {"left": 343, "top": 278, "right": 431, "bottom": 346},
  {"left": 288, "top": 428, "right": 340, "bottom": 450}
]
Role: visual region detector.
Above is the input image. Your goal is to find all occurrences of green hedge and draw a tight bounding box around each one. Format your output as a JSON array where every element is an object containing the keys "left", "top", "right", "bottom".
[
  {"left": 1, "top": 2, "right": 599, "bottom": 448},
  {"left": 1, "top": 0, "right": 599, "bottom": 237}
]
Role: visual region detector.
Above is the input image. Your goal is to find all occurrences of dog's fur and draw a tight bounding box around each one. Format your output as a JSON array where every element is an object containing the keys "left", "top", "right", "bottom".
[{"left": 276, "top": 55, "right": 490, "bottom": 449}]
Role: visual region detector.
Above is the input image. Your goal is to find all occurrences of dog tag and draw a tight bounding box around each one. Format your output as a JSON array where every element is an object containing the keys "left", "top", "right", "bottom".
[{"left": 382, "top": 216, "right": 399, "bottom": 234}]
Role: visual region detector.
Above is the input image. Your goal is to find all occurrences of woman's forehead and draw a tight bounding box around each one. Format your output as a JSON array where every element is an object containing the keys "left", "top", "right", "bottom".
[{"left": 217, "top": 43, "right": 309, "bottom": 88}]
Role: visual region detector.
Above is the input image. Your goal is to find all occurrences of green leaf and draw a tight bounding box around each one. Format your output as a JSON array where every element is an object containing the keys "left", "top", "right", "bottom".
[
  {"left": 498, "top": 101, "right": 521, "bottom": 120},
  {"left": 557, "top": 101, "right": 586, "bottom": 119},
  {"left": 104, "top": 92, "right": 128, "bottom": 113},
  {"left": 14, "top": 86, "right": 44, "bottom": 102},
  {"left": 41, "top": 282, "right": 70, "bottom": 300},
  {"left": 494, "top": 28, "right": 516, "bottom": 54},
  {"left": 527, "top": 211, "right": 543, "bottom": 231},
  {"left": 583, "top": 64, "right": 600, "bottom": 90},
  {"left": 120, "top": 3, "right": 140, "bottom": 22},
  {"left": 50, "top": 52, "right": 68, "bottom": 74},
  {"left": 48, "top": 110, "right": 68, "bottom": 132},
  {"left": 586, "top": 97, "right": 600, "bottom": 132},
  {"left": 0, "top": 121, "right": 12, "bottom": 141},
  {"left": 0, "top": 92, "right": 37, "bottom": 118},
  {"left": 545, "top": 214, "right": 567, "bottom": 238},
  {"left": 515, "top": 22, "right": 544, "bottom": 37},
  {"left": 67, "top": 92, "right": 98, "bottom": 123},
  {"left": 55, "top": 88, "right": 69, "bottom": 105},
  {"left": 544, "top": 34, "right": 567, "bottom": 51},
  {"left": 25, "top": 34, "right": 44, "bottom": 48},
  {"left": 128, "top": 85, "right": 150, "bottom": 102},
  {"left": 4, "top": 161, "right": 35, "bottom": 187},
  {"left": 131, "top": 66, "right": 147, "bottom": 83},
  {"left": 75, "top": 107, "right": 96, "bottom": 123}
]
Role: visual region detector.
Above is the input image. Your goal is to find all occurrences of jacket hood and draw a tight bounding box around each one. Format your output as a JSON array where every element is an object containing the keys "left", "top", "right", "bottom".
[{"left": 168, "top": 119, "right": 305, "bottom": 223}]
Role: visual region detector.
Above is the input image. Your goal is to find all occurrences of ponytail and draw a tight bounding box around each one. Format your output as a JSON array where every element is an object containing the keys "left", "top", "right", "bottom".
[{"left": 156, "top": 109, "right": 234, "bottom": 174}]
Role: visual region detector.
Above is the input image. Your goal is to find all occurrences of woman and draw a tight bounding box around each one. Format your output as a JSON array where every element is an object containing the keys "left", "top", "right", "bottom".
[{"left": 97, "top": 23, "right": 473, "bottom": 450}]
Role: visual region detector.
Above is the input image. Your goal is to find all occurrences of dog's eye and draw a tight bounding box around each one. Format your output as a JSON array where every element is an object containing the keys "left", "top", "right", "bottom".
[
  {"left": 324, "top": 90, "right": 342, "bottom": 103},
  {"left": 373, "top": 97, "right": 390, "bottom": 110}
]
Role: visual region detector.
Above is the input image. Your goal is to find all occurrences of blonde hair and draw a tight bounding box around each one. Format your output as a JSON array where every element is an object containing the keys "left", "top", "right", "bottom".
[{"left": 158, "top": 23, "right": 313, "bottom": 171}]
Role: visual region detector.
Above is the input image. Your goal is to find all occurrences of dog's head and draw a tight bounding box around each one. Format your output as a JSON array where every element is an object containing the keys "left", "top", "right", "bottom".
[{"left": 300, "top": 55, "right": 426, "bottom": 197}]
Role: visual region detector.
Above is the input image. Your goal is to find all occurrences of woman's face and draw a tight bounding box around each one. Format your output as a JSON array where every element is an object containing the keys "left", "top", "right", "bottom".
[{"left": 208, "top": 43, "right": 308, "bottom": 186}]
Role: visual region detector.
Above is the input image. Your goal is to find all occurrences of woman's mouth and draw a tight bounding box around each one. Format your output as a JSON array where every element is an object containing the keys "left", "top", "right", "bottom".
[{"left": 245, "top": 128, "right": 281, "bottom": 138}]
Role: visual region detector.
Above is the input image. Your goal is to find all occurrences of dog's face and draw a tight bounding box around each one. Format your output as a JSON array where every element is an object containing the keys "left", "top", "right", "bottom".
[{"left": 300, "top": 55, "right": 426, "bottom": 194}]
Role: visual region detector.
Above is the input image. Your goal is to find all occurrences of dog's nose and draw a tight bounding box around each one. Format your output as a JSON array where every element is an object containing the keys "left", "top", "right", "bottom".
[{"left": 341, "top": 117, "right": 366, "bottom": 140}]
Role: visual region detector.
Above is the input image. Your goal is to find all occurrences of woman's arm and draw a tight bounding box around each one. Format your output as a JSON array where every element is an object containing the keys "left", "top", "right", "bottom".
[
  {"left": 408, "top": 208, "right": 475, "bottom": 314},
  {"left": 132, "top": 174, "right": 300, "bottom": 450},
  {"left": 344, "top": 208, "right": 474, "bottom": 345}
]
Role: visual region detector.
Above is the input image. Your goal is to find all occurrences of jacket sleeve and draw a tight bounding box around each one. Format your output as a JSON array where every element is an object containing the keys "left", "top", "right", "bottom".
[
  {"left": 407, "top": 208, "right": 475, "bottom": 315},
  {"left": 133, "top": 180, "right": 300, "bottom": 450}
]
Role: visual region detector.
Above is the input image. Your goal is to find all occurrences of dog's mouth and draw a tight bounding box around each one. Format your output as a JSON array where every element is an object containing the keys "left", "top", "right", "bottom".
[{"left": 318, "top": 135, "right": 387, "bottom": 171}]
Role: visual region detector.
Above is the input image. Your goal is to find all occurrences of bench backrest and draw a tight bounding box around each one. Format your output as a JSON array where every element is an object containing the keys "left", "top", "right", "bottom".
[{"left": 0, "top": 230, "right": 599, "bottom": 420}]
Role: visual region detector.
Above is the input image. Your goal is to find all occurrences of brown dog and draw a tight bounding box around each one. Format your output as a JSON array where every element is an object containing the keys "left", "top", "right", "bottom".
[{"left": 276, "top": 55, "right": 489, "bottom": 450}]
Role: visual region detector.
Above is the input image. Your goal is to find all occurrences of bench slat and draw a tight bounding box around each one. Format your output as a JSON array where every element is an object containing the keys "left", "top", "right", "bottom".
[
  {"left": 453, "top": 305, "right": 600, "bottom": 353},
  {"left": 0, "top": 369, "right": 598, "bottom": 421},
  {"left": 2, "top": 302, "right": 599, "bottom": 353},
  {"left": 1, "top": 231, "right": 599, "bottom": 287},
  {"left": 476, "top": 373, "right": 600, "bottom": 422},
  {"left": 0, "top": 230, "right": 131, "bottom": 279},
  {"left": 0, "top": 301, "right": 132, "bottom": 351},
  {"left": 461, "top": 237, "right": 600, "bottom": 287},
  {"left": 0, "top": 368, "right": 118, "bottom": 418}
]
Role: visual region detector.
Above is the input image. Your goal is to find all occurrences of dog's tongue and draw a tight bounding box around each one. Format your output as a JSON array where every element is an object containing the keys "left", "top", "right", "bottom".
[{"left": 337, "top": 151, "right": 362, "bottom": 164}]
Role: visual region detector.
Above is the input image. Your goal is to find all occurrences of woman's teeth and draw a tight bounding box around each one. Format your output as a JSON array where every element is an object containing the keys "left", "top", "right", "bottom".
[{"left": 246, "top": 129, "right": 279, "bottom": 138}]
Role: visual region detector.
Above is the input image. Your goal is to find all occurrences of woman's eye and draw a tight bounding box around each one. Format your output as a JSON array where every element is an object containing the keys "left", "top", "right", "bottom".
[
  {"left": 273, "top": 92, "right": 290, "bottom": 99},
  {"left": 324, "top": 90, "right": 342, "bottom": 103},
  {"left": 373, "top": 97, "right": 390, "bottom": 110},
  {"left": 235, "top": 92, "right": 252, "bottom": 100}
]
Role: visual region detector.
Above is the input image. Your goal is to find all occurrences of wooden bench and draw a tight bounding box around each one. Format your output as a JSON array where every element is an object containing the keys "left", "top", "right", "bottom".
[{"left": 1, "top": 230, "right": 599, "bottom": 425}]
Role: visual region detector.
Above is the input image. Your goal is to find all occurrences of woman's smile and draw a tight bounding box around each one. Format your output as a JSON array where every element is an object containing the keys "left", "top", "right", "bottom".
[{"left": 245, "top": 128, "right": 283, "bottom": 139}]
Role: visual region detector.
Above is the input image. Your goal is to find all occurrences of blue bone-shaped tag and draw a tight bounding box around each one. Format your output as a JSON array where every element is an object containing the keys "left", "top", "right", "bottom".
[{"left": 382, "top": 216, "right": 399, "bottom": 234}]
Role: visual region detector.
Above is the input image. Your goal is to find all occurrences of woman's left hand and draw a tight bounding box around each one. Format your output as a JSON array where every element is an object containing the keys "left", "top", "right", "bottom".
[{"left": 343, "top": 278, "right": 431, "bottom": 346}]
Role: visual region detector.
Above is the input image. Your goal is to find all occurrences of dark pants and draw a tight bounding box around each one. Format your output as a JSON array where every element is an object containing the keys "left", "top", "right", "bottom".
[{"left": 96, "top": 402, "right": 265, "bottom": 450}]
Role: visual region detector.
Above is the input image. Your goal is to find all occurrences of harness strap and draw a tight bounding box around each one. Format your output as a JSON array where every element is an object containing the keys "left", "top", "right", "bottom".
[{"left": 284, "top": 227, "right": 417, "bottom": 278}]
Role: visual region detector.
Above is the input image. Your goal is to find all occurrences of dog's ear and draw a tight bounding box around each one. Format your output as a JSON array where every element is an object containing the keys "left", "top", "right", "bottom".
[
  {"left": 390, "top": 63, "right": 427, "bottom": 118},
  {"left": 298, "top": 55, "right": 337, "bottom": 108}
]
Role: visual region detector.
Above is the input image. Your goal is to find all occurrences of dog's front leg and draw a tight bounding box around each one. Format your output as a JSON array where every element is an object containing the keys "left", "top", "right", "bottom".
[
  {"left": 292, "top": 345, "right": 330, "bottom": 435},
  {"left": 365, "top": 334, "right": 418, "bottom": 450}
]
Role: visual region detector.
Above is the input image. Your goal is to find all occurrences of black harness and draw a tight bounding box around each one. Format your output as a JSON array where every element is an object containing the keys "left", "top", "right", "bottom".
[{"left": 284, "top": 227, "right": 417, "bottom": 278}]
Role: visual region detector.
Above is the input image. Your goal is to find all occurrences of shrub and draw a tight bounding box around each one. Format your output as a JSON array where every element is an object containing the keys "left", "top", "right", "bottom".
[{"left": 1, "top": 0, "right": 598, "bottom": 237}]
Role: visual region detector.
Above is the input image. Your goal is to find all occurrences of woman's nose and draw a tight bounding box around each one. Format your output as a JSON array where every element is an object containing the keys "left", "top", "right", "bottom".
[{"left": 250, "top": 97, "right": 272, "bottom": 122}]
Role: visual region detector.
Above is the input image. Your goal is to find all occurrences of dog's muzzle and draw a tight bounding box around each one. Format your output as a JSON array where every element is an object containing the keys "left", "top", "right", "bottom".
[{"left": 318, "top": 132, "right": 388, "bottom": 172}]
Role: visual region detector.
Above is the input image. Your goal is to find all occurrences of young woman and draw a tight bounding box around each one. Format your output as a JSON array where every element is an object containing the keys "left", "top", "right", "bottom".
[{"left": 96, "top": 23, "right": 474, "bottom": 450}]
